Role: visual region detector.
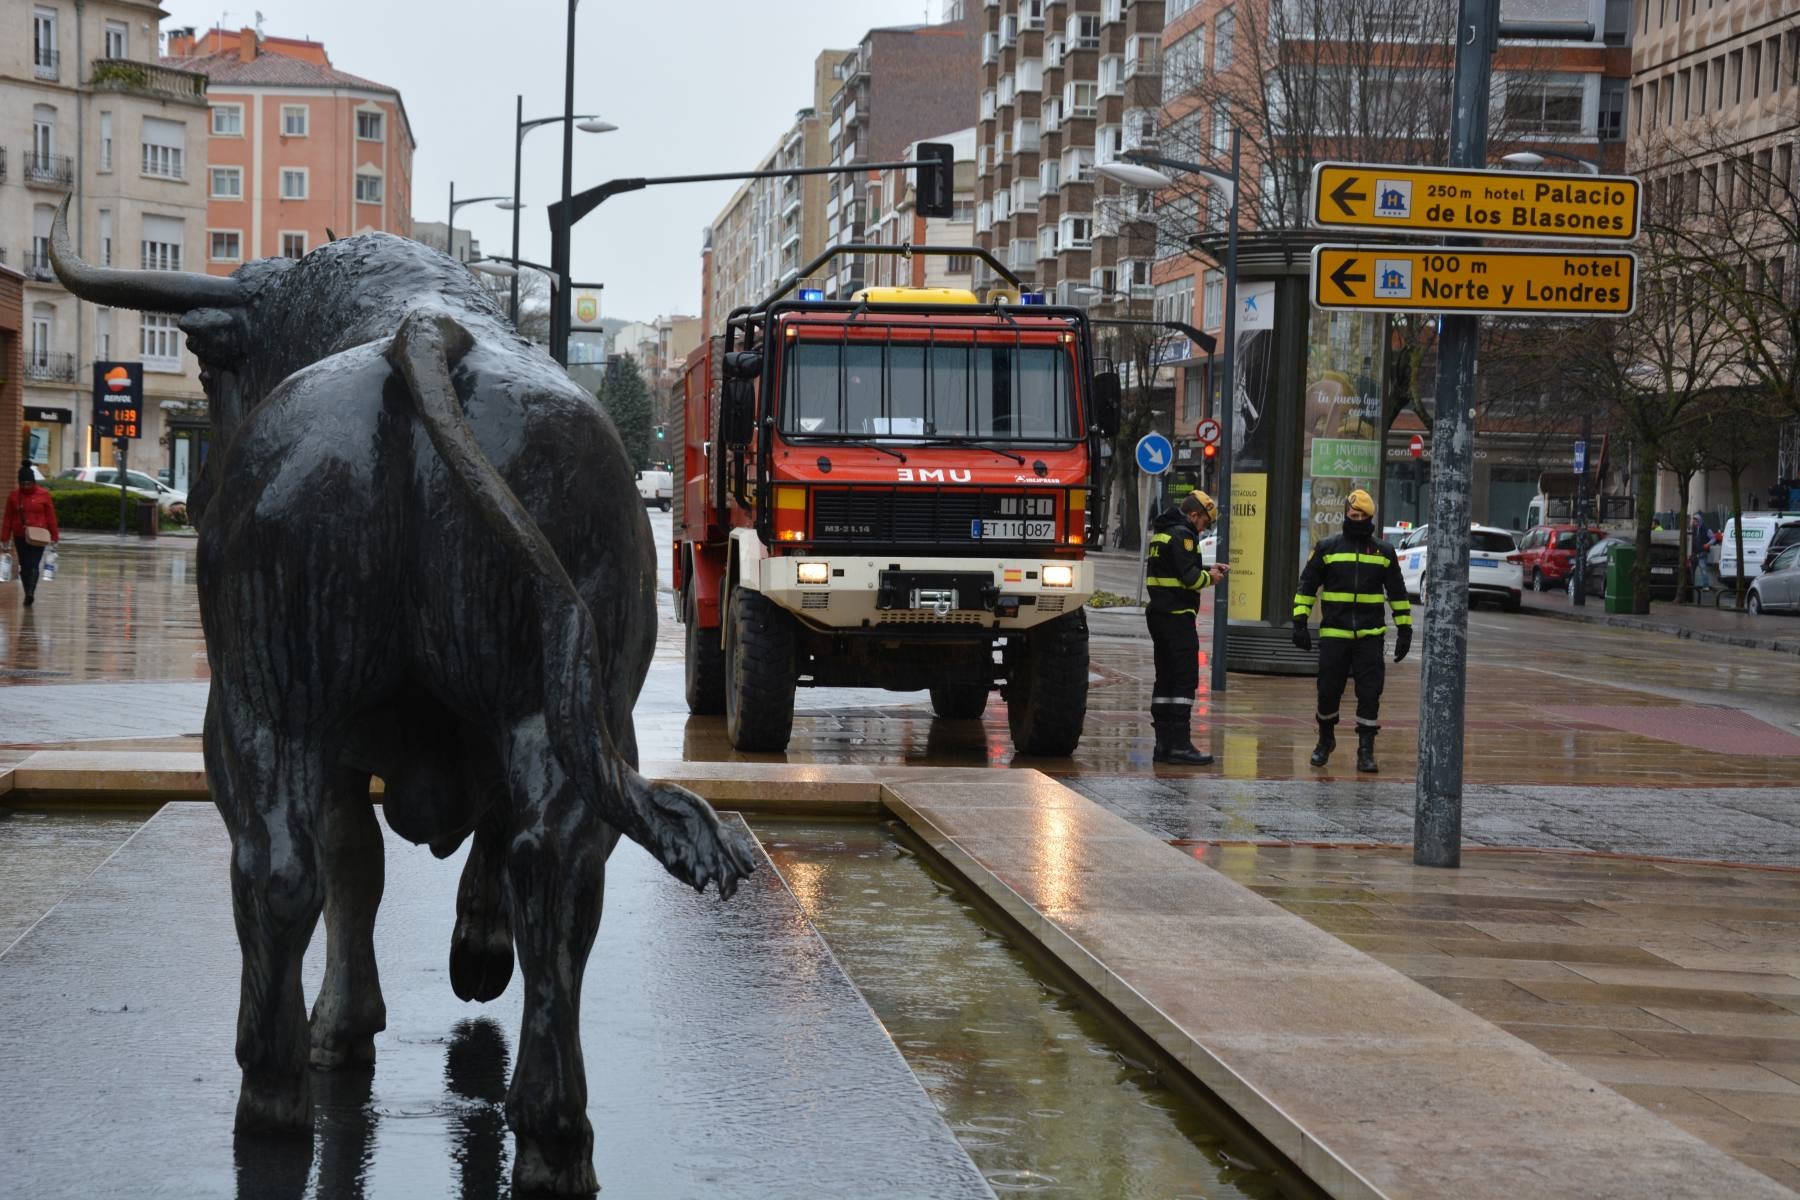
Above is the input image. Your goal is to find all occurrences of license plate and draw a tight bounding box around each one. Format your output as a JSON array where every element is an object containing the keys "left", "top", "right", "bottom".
[
  {"left": 974, "top": 519, "right": 1055, "bottom": 540},
  {"left": 1471, "top": 558, "right": 1497, "bottom": 569},
  {"left": 1651, "top": 567, "right": 1674, "bottom": 576}
]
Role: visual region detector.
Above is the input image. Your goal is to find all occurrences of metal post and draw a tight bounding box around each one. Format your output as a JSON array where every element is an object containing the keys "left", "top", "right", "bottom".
[
  {"left": 446, "top": 179, "right": 456, "bottom": 265},
  {"left": 1414, "top": 0, "right": 1498, "bottom": 869},
  {"left": 553, "top": 0, "right": 578, "bottom": 366},
  {"left": 116, "top": 438, "right": 129, "bottom": 535},
  {"left": 510, "top": 94, "right": 524, "bottom": 327},
  {"left": 1210, "top": 128, "right": 1240, "bottom": 693},
  {"left": 1573, "top": 412, "right": 1591, "bottom": 606}
]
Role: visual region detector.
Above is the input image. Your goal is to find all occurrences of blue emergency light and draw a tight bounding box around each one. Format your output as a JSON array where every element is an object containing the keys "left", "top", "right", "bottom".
[
  {"left": 799, "top": 288, "right": 825, "bottom": 302},
  {"left": 1018, "top": 292, "right": 1047, "bottom": 304}
]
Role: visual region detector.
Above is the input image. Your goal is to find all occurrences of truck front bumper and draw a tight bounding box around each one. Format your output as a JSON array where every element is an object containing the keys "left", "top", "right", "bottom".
[{"left": 757, "top": 554, "right": 1093, "bottom": 633}]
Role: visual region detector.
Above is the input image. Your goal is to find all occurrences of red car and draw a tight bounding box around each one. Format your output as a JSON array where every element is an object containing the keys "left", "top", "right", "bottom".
[{"left": 1517, "top": 524, "right": 1608, "bottom": 591}]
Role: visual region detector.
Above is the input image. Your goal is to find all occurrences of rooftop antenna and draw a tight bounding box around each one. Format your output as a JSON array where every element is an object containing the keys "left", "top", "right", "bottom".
[{"left": 255, "top": 10, "right": 265, "bottom": 37}]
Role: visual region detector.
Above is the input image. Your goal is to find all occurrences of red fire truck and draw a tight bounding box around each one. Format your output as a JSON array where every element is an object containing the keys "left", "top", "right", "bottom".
[{"left": 674, "top": 244, "right": 1119, "bottom": 756}]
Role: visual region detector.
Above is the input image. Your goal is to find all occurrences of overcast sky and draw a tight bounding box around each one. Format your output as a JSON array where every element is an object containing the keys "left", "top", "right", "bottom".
[{"left": 164, "top": 0, "right": 948, "bottom": 323}]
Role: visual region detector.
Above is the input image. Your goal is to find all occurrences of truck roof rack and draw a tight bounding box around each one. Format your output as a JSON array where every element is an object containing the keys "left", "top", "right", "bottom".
[{"left": 751, "top": 242, "right": 1022, "bottom": 313}]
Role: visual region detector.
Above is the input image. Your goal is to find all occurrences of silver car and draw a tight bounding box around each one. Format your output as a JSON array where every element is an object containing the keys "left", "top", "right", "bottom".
[{"left": 1747, "top": 544, "right": 1800, "bottom": 614}]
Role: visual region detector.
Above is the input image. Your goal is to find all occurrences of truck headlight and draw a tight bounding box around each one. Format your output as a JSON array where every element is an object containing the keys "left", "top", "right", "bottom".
[
  {"left": 1041, "top": 564, "right": 1075, "bottom": 588},
  {"left": 796, "top": 561, "right": 831, "bottom": 585}
]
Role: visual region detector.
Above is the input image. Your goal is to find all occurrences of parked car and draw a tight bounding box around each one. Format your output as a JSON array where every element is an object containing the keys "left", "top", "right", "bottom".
[
  {"left": 1747, "top": 543, "right": 1800, "bottom": 614},
  {"left": 1578, "top": 535, "right": 1681, "bottom": 601},
  {"left": 1717, "top": 513, "right": 1800, "bottom": 585},
  {"left": 57, "top": 466, "right": 188, "bottom": 516},
  {"left": 1398, "top": 524, "right": 1523, "bottom": 610},
  {"left": 1517, "top": 524, "right": 1608, "bottom": 592},
  {"left": 635, "top": 469, "right": 673, "bottom": 511}
]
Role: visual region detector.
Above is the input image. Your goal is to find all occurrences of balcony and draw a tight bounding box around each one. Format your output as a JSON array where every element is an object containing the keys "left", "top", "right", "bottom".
[
  {"left": 34, "top": 49, "right": 59, "bottom": 80},
  {"left": 19, "top": 246, "right": 56, "bottom": 282},
  {"left": 89, "top": 58, "right": 208, "bottom": 105},
  {"left": 25, "top": 353, "right": 78, "bottom": 385},
  {"left": 23, "top": 152, "right": 74, "bottom": 189}
]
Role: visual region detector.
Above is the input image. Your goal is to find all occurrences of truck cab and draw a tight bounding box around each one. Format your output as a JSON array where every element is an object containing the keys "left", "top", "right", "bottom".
[{"left": 674, "top": 245, "right": 1119, "bottom": 756}]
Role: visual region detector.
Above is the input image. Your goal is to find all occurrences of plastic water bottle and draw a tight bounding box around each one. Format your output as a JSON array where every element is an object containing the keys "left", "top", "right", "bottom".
[
  {"left": 0, "top": 551, "right": 12, "bottom": 584},
  {"left": 41, "top": 546, "right": 57, "bottom": 583}
]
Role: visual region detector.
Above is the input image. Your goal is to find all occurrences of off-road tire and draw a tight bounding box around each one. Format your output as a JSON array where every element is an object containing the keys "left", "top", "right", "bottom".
[
  {"left": 684, "top": 582, "right": 725, "bottom": 715},
  {"left": 724, "top": 587, "right": 797, "bottom": 752},
  {"left": 930, "top": 683, "right": 990, "bottom": 720},
  {"left": 1003, "top": 610, "right": 1089, "bottom": 757}
]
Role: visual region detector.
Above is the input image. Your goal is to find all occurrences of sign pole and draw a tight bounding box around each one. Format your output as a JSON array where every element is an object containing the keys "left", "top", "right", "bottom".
[
  {"left": 1414, "top": 0, "right": 1498, "bottom": 870},
  {"left": 1210, "top": 127, "right": 1240, "bottom": 694},
  {"left": 1573, "top": 414, "right": 1591, "bottom": 606},
  {"left": 117, "top": 438, "right": 130, "bottom": 535}
]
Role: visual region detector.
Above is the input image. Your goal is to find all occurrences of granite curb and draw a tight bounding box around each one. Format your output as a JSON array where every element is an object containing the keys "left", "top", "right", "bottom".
[{"left": 1516, "top": 598, "right": 1800, "bottom": 655}]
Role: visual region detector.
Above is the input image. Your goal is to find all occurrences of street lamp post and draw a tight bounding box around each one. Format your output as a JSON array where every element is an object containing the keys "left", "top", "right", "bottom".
[
  {"left": 1096, "top": 135, "right": 1241, "bottom": 692},
  {"left": 509, "top": 94, "right": 615, "bottom": 327},
  {"left": 446, "top": 181, "right": 511, "bottom": 267},
  {"left": 1501, "top": 149, "right": 1601, "bottom": 175}
]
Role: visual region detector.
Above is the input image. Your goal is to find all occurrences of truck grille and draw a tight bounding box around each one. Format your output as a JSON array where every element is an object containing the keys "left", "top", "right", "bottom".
[{"left": 811, "top": 488, "right": 1057, "bottom": 544}]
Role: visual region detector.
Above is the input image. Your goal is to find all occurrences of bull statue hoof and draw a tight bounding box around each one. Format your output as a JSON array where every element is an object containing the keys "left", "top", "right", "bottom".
[
  {"left": 233, "top": 1074, "right": 313, "bottom": 1135},
  {"left": 309, "top": 1031, "right": 377, "bottom": 1070},
  {"left": 513, "top": 1129, "right": 600, "bottom": 1196},
  {"left": 448, "top": 928, "right": 515, "bottom": 1003}
]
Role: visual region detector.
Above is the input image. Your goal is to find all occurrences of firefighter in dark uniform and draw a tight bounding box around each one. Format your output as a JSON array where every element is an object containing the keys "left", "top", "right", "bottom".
[
  {"left": 1145, "top": 491, "right": 1230, "bottom": 764},
  {"left": 1291, "top": 490, "right": 1411, "bottom": 773}
]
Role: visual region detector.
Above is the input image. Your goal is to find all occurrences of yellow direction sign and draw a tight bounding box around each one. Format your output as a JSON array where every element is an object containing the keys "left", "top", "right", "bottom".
[
  {"left": 1309, "top": 162, "right": 1641, "bottom": 243},
  {"left": 1310, "top": 245, "right": 1637, "bottom": 318}
]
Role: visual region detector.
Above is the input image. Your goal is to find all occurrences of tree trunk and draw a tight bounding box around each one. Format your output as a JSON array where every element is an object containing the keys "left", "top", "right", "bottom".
[
  {"left": 1730, "top": 470, "right": 1747, "bottom": 608},
  {"left": 1673, "top": 470, "right": 1693, "bottom": 605},
  {"left": 1632, "top": 455, "right": 1656, "bottom": 615}
]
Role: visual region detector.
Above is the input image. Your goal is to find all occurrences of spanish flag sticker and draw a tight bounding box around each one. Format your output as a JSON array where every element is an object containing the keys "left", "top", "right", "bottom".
[{"left": 1003, "top": 568, "right": 1023, "bottom": 583}]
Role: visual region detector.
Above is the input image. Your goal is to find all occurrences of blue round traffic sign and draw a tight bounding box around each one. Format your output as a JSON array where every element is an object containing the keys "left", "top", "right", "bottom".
[{"left": 1135, "top": 432, "right": 1173, "bottom": 475}]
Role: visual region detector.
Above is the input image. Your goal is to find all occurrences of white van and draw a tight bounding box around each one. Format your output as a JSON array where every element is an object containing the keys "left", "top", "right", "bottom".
[
  {"left": 635, "top": 469, "right": 673, "bottom": 511},
  {"left": 1717, "top": 513, "right": 1800, "bottom": 584}
]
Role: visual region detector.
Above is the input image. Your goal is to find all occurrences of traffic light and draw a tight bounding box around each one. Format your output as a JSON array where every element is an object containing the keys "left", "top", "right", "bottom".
[
  {"left": 655, "top": 424, "right": 666, "bottom": 440},
  {"left": 915, "top": 142, "right": 955, "bottom": 218},
  {"left": 1202, "top": 442, "right": 1217, "bottom": 488}
]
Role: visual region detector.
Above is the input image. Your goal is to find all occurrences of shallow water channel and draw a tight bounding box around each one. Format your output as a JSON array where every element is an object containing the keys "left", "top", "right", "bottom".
[{"left": 752, "top": 817, "right": 1295, "bottom": 1199}]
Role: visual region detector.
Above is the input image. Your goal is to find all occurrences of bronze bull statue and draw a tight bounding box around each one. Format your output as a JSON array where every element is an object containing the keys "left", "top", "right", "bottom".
[{"left": 51, "top": 200, "right": 756, "bottom": 1195}]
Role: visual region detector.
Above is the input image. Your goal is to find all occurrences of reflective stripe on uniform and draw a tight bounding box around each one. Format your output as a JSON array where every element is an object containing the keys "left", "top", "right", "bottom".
[
  {"left": 1319, "top": 626, "right": 1389, "bottom": 638},
  {"left": 1393, "top": 614, "right": 1411, "bottom": 626},
  {"left": 1152, "top": 696, "right": 1194, "bottom": 706},
  {"left": 1322, "top": 552, "right": 1391, "bottom": 566},
  {"left": 1318, "top": 591, "right": 1389, "bottom": 604},
  {"left": 1292, "top": 594, "right": 1315, "bottom": 608},
  {"left": 1390, "top": 599, "right": 1412, "bottom": 612},
  {"left": 1146, "top": 575, "right": 1207, "bottom": 591}
]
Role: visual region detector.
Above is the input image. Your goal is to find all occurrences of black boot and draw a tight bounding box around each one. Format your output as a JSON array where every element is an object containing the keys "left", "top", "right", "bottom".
[
  {"left": 1150, "top": 705, "right": 1171, "bottom": 762},
  {"left": 1163, "top": 717, "right": 1214, "bottom": 766},
  {"left": 1310, "top": 719, "right": 1337, "bottom": 768},
  {"left": 1356, "top": 726, "right": 1379, "bottom": 773}
]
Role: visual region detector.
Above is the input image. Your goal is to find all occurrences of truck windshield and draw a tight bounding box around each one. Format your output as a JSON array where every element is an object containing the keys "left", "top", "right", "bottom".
[{"left": 783, "top": 339, "right": 1079, "bottom": 443}]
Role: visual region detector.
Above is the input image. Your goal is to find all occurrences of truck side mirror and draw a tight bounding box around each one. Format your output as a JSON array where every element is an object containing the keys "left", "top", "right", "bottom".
[
  {"left": 1092, "top": 371, "right": 1121, "bottom": 439},
  {"left": 723, "top": 377, "right": 756, "bottom": 448}
]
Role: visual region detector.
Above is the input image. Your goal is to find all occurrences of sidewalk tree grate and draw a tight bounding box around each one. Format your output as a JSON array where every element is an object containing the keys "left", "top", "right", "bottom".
[{"left": 1547, "top": 704, "right": 1800, "bottom": 758}]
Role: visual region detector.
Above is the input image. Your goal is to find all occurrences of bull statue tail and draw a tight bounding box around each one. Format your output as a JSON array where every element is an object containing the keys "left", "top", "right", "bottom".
[{"left": 386, "top": 308, "right": 756, "bottom": 898}]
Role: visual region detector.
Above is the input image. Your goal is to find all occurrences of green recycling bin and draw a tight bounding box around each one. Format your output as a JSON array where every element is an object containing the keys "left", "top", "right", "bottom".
[{"left": 1604, "top": 543, "right": 1636, "bottom": 613}]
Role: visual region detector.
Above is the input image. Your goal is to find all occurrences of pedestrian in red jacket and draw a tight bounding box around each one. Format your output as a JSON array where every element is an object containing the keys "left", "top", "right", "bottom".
[{"left": 3, "top": 465, "right": 61, "bottom": 607}]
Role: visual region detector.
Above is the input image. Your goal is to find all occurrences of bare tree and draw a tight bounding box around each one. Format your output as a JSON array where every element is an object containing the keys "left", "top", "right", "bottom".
[
  {"left": 471, "top": 268, "right": 554, "bottom": 345},
  {"left": 1095, "top": 318, "right": 1173, "bottom": 553}
]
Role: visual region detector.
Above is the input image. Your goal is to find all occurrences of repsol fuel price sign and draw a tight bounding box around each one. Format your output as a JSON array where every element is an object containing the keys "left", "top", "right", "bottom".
[
  {"left": 1310, "top": 245, "right": 1638, "bottom": 318},
  {"left": 92, "top": 361, "right": 145, "bottom": 439},
  {"left": 1309, "top": 162, "right": 1641, "bottom": 243}
]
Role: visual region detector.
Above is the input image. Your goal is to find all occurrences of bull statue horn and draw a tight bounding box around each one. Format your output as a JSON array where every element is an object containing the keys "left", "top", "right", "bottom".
[{"left": 50, "top": 195, "right": 243, "bottom": 312}]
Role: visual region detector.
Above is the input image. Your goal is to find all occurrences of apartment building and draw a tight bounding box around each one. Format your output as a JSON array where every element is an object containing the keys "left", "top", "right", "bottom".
[
  {"left": 823, "top": 11, "right": 982, "bottom": 298},
  {"left": 6, "top": 0, "right": 208, "bottom": 477},
  {"left": 867, "top": 127, "right": 979, "bottom": 289},
  {"left": 1628, "top": 0, "right": 1799, "bottom": 510},
  {"left": 164, "top": 26, "right": 414, "bottom": 273}
]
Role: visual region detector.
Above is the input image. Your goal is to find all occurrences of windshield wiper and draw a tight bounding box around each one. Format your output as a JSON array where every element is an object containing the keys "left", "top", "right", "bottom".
[{"left": 914, "top": 438, "right": 1026, "bottom": 464}]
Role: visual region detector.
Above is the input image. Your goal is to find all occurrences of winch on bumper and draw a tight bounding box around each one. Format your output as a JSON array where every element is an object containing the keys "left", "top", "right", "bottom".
[{"left": 757, "top": 555, "right": 1093, "bottom": 631}]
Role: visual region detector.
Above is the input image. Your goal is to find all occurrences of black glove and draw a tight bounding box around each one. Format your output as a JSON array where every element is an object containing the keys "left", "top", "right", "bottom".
[
  {"left": 1292, "top": 620, "right": 1312, "bottom": 652},
  {"left": 1395, "top": 626, "right": 1413, "bottom": 662}
]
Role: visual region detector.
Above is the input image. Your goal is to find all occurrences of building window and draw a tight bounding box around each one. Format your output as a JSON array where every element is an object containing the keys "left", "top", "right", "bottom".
[
  {"left": 1065, "top": 80, "right": 1098, "bottom": 117},
  {"left": 96, "top": 307, "right": 112, "bottom": 360},
  {"left": 1021, "top": 0, "right": 1045, "bottom": 31},
  {"left": 104, "top": 19, "right": 127, "bottom": 58},
  {"left": 98, "top": 209, "right": 112, "bottom": 266},
  {"left": 1504, "top": 75, "right": 1586, "bottom": 135},
  {"left": 282, "top": 105, "right": 310, "bottom": 137},
  {"left": 209, "top": 231, "right": 242, "bottom": 262},
  {"left": 946, "top": 254, "right": 974, "bottom": 273},
  {"left": 99, "top": 111, "right": 113, "bottom": 172},
  {"left": 30, "top": 303, "right": 53, "bottom": 366},
  {"left": 1060, "top": 214, "right": 1093, "bottom": 249},
  {"left": 281, "top": 232, "right": 307, "bottom": 258},
  {"left": 141, "top": 220, "right": 184, "bottom": 271},
  {"left": 1202, "top": 270, "right": 1224, "bottom": 330},
  {"left": 1067, "top": 13, "right": 1100, "bottom": 50},
  {"left": 1599, "top": 78, "right": 1627, "bottom": 142},
  {"left": 1215, "top": 9, "right": 1236, "bottom": 71},
  {"left": 281, "top": 169, "right": 309, "bottom": 200},
  {"left": 141, "top": 117, "right": 186, "bottom": 180},
  {"left": 210, "top": 166, "right": 243, "bottom": 199},
  {"left": 1211, "top": 104, "right": 1232, "bottom": 154},
  {"left": 141, "top": 313, "right": 181, "bottom": 371},
  {"left": 1046, "top": 35, "right": 1065, "bottom": 68},
  {"left": 355, "top": 172, "right": 383, "bottom": 203},
  {"left": 33, "top": 7, "right": 57, "bottom": 77},
  {"left": 356, "top": 110, "right": 385, "bottom": 141},
  {"left": 32, "top": 104, "right": 55, "bottom": 161},
  {"left": 211, "top": 105, "right": 244, "bottom": 136}
]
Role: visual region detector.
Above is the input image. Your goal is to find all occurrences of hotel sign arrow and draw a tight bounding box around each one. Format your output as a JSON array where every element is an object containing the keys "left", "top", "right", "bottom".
[
  {"left": 1310, "top": 245, "right": 1638, "bottom": 318},
  {"left": 1309, "top": 162, "right": 1642, "bottom": 243}
]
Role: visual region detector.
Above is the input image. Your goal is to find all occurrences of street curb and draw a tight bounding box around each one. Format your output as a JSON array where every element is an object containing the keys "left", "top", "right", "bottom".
[{"left": 1516, "top": 602, "right": 1800, "bottom": 656}]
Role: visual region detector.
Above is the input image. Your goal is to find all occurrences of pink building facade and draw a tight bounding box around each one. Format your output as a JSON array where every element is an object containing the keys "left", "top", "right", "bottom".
[{"left": 164, "top": 27, "right": 414, "bottom": 273}]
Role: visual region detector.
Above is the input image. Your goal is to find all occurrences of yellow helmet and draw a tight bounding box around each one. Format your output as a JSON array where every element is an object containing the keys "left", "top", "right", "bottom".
[{"left": 1181, "top": 490, "right": 1219, "bottom": 523}]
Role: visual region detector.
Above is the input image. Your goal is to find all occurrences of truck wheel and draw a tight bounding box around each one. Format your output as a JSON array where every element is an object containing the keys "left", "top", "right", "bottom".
[
  {"left": 684, "top": 582, "right": 725, "bottom": 715},
  {"left": 724, "top": 588, "right": 796, "bottom": 752},
  {"left": 929, "top": 683, "right": 990, "bottom": 720},
  {"left": 1003, "top": 611, "right": 1089, "bottom": 757}
]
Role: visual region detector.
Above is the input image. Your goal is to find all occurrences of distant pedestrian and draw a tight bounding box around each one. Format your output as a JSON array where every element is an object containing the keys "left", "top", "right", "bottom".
[
  {"left": 1690, "top": 514, "right": 1716, "bottom": 590},
  {"left": 1143, "top": 491, "right": 1229, "bottom": 765},
  {"left": 3, "top": 465, "right": 61, "bottom": 608}
]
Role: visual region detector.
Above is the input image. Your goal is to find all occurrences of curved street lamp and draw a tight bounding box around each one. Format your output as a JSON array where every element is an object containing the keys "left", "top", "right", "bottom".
[
  {"left": 511, "top": 96, "right": 617, "bottom": 324},
  {"left": 1501, "top": 149, "right": 1600, "bottom": 175},
  {"left": 446, "top": 183, "right": 512, "bottom": 266}
]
